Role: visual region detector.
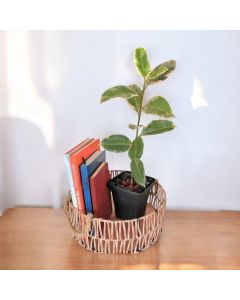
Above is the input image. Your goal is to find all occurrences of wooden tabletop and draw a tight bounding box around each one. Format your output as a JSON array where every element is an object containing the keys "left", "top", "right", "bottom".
[{"left": 0, "top": 208, "right": 239, "bottom": 270}]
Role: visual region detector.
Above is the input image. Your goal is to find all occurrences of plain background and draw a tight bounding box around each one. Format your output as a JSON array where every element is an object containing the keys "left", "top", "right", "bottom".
[{"left": 0, "top": 30, "right": 240, "bottom": 214}]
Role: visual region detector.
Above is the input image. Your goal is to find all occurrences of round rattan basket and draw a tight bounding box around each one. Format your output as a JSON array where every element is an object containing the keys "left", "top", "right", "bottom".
[{"left": 64, "top": 170, "right": 167, "bottom": 254}]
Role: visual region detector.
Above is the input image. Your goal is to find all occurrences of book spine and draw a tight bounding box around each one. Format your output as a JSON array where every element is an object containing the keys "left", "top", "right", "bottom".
[
  {"left": 72, "top": 163, "right": 86, "bottom": 213},
  {"left": 71, "top": 139, "right": 100, "bottom": 212},
  {"left": 64, "top": 154, "right": 77, "bottom": 207},
  {"left": 80, "top": 165, "right": 93, "bottom": 214}
]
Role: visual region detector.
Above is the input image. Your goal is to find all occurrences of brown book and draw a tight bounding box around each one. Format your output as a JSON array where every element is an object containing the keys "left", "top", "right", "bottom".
[{"left": 90, "top": 162, "right": 112, "bottom": 219}]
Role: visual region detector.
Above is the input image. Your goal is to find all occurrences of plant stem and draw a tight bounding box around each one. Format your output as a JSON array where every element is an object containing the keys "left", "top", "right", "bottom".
[
  {"left": 135, "top": 81, "right": 147, "bottom": 139},
  {"left": 131, "top": 81, "right": 147, "bottom": 186}
]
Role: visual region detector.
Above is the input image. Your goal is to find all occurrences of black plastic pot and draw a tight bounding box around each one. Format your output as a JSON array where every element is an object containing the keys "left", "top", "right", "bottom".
[{"left": 108, "top": 171, "right": 156, "bottom": 220}]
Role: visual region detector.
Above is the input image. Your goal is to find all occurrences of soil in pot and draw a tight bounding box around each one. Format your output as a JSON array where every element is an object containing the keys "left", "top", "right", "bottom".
[{"left": 108, "top": 171, "right": 155, "bottom": 220}]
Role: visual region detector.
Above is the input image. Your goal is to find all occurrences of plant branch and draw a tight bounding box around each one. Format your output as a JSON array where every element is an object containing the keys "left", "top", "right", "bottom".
[
  {"left": 130, "top": 81, "right": 147, "bottom": 185},
  {"left": 135, "top": 81, "right": 147, "bottom": 139}
]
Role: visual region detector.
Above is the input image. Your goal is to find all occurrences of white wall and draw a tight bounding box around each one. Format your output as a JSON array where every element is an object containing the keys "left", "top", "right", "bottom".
[{"left": 1, "top": 30, "right": 240, "bottom": 213}]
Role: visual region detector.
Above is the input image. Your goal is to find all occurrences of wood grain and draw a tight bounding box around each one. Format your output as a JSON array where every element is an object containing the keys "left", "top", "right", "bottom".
[{"left": 0, "top": 208, "right": 239, "bottom": 270}]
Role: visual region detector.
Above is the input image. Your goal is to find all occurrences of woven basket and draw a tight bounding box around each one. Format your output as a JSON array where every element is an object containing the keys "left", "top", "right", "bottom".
[{"left": 64, "top": 170, "right": 167, "bottom": 254}]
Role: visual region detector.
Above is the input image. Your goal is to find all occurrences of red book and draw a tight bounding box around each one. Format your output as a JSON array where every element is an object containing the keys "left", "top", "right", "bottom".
[
  {"left": 65, "top": 138, "right": 93, "bottom": 208},
  {"left": 66, "top": 138, "right": 92, "bottom": 155},
  {"left": 90, "top": 162, "right": 112, "bottom": 219},
  {"left": 70, "top": 139, "right": 100, "bottom": 213}
]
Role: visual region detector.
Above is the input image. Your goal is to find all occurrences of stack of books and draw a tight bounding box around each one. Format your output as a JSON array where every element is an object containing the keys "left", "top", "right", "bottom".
[{"left": 64, "top": 138, "right": 112, "bottom": 219}]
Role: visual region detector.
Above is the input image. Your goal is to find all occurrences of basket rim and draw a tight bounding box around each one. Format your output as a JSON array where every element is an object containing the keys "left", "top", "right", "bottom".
[{"left": 64, "top": 176, "right": 165, "bottom": 224}]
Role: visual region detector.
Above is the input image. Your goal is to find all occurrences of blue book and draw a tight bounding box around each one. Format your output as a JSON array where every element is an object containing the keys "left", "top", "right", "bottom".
[{"left": 80, "top": 150, "right": 106, "bottom": 213}]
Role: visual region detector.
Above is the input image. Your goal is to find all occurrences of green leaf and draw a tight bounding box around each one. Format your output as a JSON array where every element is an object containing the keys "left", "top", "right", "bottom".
[
  {"left": 128, "top": 84, "right": 142, "bottom": 97},
  {"left": 128, "top": 124, "right": 143, "bottom": 130},
  {"left": 128, "top": 137, "right": 144, "bottom": 160},
  {"left": 127, "top": 95, "right": 142, "bottom": 113},
  {"left": 131, "top": 158, "right": 145, "bottom": 187},
  {"left": 100, "top": 85, "right": 137, "bottom": 103},
  {"left": 101, "top": 135, "right": 131, "bottom": 152},
  {"left": 134, "top": 48, "right": 151, "bottom": 78},
  {"left": 141, "top": 120, "right": 175, "bottom": 136},
  {"left": 143, "top": 96, "right": 174, "bottom": 118},
  {"left": 146, "top": 60, "right": 176, "bottom": 84}
]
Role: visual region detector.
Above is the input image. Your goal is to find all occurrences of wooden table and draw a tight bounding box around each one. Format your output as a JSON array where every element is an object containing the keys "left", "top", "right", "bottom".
[{"left": 0, "top": 208, "right": 239, "bottom": 270}]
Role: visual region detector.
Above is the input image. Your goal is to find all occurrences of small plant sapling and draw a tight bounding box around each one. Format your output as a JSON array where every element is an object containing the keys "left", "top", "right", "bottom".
[{"left": 100, "top": 48, "right": 176, "bottom": 190}]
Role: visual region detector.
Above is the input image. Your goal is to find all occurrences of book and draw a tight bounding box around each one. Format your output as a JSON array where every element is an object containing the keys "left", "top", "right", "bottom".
[
  {"left": 90, "top": 162, "right": 112, "bottom": 219},
  {"left": 64, "top": 138, "right": 92, "bottom": 207},
  {"left": 70, "top": 139, "right": 100, "bottom": 213},
  {"left": 80, "top": 150, "right": 106, "bottom": 214}
]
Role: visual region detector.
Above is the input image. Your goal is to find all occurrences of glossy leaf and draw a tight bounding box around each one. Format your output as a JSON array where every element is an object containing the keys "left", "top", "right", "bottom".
[
  {"left": 146, "top": 60, "right": 176, "bottom": 84},
  {"left": 128, "top": 136, "right": 144, "bottom": 160},
  {"left": 100, "top": 85, "right": 137, "bottom": 103},
  {"left": 101, "top": 134, "right": 131, "bottom": 152},
  {"left": 127, "top": 95, "right": 142, "bottom": 113},
  {"left": 128, "top": 124, "right": 143, "bottom": 130},
  {"left": 141, "top": 120, "right": 175, "bottom": 136},
  {"left": 143, "top": 96, "right": 174, "bottom": 118},
  {"left": 131, "top": 158, "right": 145, "bottom": 187},
  {"left": 134, "top": 48, "right": 151, "bottom": 78}
]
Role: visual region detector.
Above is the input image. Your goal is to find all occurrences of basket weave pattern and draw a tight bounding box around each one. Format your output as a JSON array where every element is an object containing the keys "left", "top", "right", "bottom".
[{"left": 64, "top": 170, "right": 166, "bottom": 254}]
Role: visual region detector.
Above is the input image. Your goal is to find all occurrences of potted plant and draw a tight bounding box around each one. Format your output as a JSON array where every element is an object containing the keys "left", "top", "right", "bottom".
[{"left": 100, "top": 48, "right": 176, "bottom": 220}]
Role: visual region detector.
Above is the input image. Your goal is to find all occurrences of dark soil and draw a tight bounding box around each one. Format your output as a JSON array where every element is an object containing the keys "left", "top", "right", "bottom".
[{"left": 111, "top": 171, "right": 155, "bottom": 193}]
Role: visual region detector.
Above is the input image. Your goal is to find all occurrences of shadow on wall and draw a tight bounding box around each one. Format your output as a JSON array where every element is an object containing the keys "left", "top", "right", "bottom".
[
  {"left": 0, "top": 117, "right": 54, "bottom": 210},
  {"left": 0, "top": 31, "right": 71, "bottom": 213}
]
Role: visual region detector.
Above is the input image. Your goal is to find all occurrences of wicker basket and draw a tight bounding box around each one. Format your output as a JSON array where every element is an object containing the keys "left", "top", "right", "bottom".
[{"left": 64, "top": 170, "right": 167, "bottom": 254}]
